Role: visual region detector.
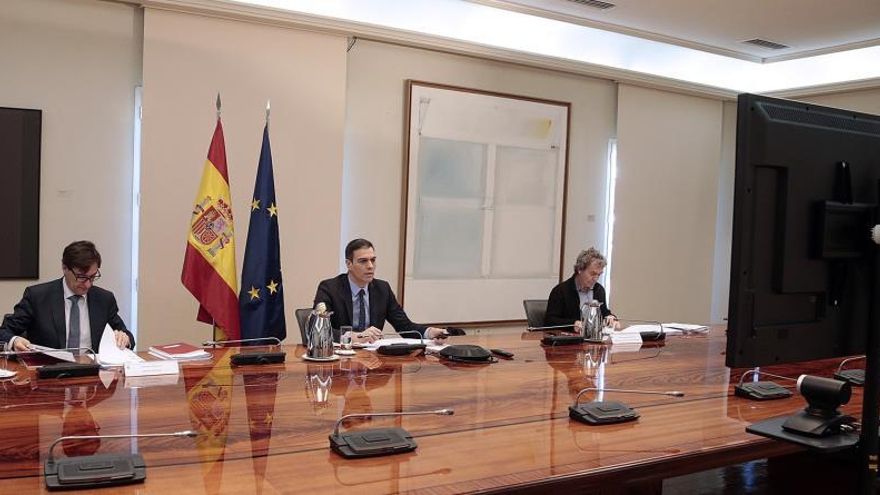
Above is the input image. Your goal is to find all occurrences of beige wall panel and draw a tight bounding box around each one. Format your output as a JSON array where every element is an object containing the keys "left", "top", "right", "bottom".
[
  {"left": 799, "top": 87, "right": 880, "bottom": 114},
  {"left": 140, "top": 9, "right": 346, "bottom": 347},
  {"left": 344, "top": 40, "right": 617, "bottom": 319},
  {"left": 0, "top": 0, "right": 139, "bottom": 329},
  {"left": 613, "top": 85, "right": 722, "bottom": 323}
]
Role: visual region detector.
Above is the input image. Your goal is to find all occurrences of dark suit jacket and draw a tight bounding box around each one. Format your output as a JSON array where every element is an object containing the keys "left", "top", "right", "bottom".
[
  {"left": 545, "top": 276, "right": 613, "bottom": 327},
  {"left": 313, "top": 274, "right": 427, "bottom": 338},
  {"left": 0, "top": 278, "right": 134, "bottom": 351}
]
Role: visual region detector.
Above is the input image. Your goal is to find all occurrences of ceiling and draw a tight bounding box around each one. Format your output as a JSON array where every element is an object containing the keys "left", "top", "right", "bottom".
[{"left": 470, "top": 0, "right": 880, "bottom": 63}]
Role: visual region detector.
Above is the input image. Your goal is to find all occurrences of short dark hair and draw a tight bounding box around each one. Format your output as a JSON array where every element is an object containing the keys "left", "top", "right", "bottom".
[
  {"left": 62, "top": 241, "right": 102, "bottom": 271},
  {"left": 345, "top": 238, "right": 374, "bottom": 261}
]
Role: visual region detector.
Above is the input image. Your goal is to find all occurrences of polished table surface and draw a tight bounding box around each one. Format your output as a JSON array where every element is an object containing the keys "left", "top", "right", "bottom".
[{"left": 0, "top": 328, "right": 864, "bottom": 494}]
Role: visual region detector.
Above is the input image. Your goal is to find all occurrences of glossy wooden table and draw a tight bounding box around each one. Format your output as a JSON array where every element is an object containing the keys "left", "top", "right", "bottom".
[{"left": 0, "top": 328, "right": 863, "bottom": 494}]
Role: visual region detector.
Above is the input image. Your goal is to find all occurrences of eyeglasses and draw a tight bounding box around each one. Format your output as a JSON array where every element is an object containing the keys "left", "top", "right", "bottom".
[{"left": 69, "top": 269, "right": 101, "bottom": 283}]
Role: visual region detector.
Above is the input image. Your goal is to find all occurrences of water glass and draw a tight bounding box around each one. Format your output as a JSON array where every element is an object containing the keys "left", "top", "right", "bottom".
[{"left": 340, "top": 325, "right": 353, "bottom": 350}]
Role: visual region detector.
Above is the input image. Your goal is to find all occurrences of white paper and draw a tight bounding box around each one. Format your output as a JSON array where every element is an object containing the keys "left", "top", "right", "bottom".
[
  {"left": 29, "top": 344, "right": 76, "bottom": 363},
  {"left": 124, "top": 360, "right": 180, "bottom": 377},
  {"left": 611, "top": 331, "right": 643, "bottom": 345},
  {"left": 97, "top": 325, "right": 144, "bottom": 366}
]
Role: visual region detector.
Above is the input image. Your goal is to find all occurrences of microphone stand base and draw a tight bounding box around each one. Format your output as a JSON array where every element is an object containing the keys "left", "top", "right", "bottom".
[
  {"left": 230, "top": 351, "right": 286, "bottom": 366},
  {"left": 569, "top": 401, "right": 639, "bottom": 425},
  {"left": 746, "top": 416, "right": 859, "bottom": 452},
  {"left": 45, "top": 453, "right": 146, "bottom": 490},
  {"left": 834, "top": 369, "right": 865, "bottom": 386},
  {"left": 330, "top": 428, "right": 418, "bottom": 458},
  {"left": 735, "top": 381, "right": 793, "bottom": 400}
]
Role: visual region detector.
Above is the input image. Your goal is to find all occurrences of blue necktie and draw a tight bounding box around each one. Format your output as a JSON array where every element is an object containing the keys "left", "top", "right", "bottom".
[
  {"left": 356, "top": 289, "right": 366, "bottom": 331},
  {"left": 67, "top": 295, "right": 82, "bottom": 349}
]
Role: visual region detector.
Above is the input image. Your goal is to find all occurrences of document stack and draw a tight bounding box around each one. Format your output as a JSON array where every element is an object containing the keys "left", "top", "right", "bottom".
[{"left": 148, "top": 342, "right": 211, "bottom": 361}]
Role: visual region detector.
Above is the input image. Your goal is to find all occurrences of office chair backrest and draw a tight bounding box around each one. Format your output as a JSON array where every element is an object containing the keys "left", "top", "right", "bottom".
[
  {"left": 294, "top": 308, "right": 312, "bottom": 345},
  {"left": 522, "top": 299, "right": 548, "bottom": 329}
]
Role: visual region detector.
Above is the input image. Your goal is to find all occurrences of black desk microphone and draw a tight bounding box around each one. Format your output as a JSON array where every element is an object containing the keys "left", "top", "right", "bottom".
[
  {"left": 44, "top": 430, "right": 196, "bottom": 489},
  {"left": 376, "top": 331, "right": 426, "bottom": 356},
  {"left": 834, "top": 356, "right": 866, "bottom": 386},
  {"left": 330, "top": 408, "right": 454, "bottom": 458},
  {"left": 202, "top": 337, "right": 285, "bottom": 366},
  {"left": 735, "top": 369, "right": 796, "bottom": 400},
  {"left": 569, "top": 387, "right": 684, "bottom": 425}
]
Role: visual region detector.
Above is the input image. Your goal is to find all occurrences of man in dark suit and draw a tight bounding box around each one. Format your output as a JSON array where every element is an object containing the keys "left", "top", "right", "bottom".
[
  {"left": 313, "top": 238, "right": 448, "bottom": 344},
  {"left": 545, "top": 247, "right": 618, "bottom": 332},
  {"left": 0, "top": 240, "right": 134, "bottom": 352}
]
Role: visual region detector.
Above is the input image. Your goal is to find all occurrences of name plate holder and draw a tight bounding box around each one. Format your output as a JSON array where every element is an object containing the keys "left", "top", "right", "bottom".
[{"left": 124, "top": 360, "right": 180, "bottom": 377}]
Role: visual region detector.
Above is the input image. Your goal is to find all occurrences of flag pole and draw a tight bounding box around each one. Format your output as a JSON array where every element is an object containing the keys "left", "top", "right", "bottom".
[
  {"left": 216, "top": 93, "right": 222, "bottom": 119},
  {"left": 266, "top": 99, "right": 270, "bottom": 130}
]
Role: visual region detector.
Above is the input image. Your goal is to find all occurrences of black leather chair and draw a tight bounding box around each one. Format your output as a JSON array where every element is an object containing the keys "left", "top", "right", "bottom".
[
  {"left": 295, "top": 308, "right": 312, "bottom": 344},
  {"left": 522, "top": 299, "right": 548, "bottom": 329}
]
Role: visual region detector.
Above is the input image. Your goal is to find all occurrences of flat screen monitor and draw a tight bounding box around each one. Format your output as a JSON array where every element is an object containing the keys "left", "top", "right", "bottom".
[
  {"left": 0, "top": 107, "right": 41, "bottom": 279},
  {"left": 726, "top": 94, "right": 880, "bottom": 368}
]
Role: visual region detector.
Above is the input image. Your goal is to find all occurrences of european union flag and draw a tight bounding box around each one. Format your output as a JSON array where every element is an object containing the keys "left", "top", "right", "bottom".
[{"left": 239, "top": 124, "right": 286, "bottom": 342}]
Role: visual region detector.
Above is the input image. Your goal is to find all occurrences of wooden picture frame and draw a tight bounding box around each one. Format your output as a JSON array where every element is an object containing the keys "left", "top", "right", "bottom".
[{"left": 401, "top": 81, "right": 570, "bottom": 325}]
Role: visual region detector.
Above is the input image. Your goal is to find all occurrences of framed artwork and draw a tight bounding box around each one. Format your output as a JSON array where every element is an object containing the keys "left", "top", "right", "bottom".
[
  {"left": 401, "top": 81, "right": 570, "bottom": 324},
  {"left": 0, "top": 107, "right": 41, "bottom": 279}
]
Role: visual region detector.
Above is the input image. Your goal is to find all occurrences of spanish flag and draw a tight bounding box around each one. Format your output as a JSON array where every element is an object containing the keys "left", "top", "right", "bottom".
[{"left": 182, "top": 117, "right": 241, "bottom": 341}]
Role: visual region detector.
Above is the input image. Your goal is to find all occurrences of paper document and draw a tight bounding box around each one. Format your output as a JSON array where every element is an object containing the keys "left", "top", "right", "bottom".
[
  {"left": 364, "top": 338, "right": 448, "bottom": 354},
  {"left": 618, "top": 324, "right": 663, "bottom": 335},
  {"left": 97, "top": 325, "right": 144, "bottom": 366},
  {"left": 28, "top": 344, "right": 76, "bottom": 363}
]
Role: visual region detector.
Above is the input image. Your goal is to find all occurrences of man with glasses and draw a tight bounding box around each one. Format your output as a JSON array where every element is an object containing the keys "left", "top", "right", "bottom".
[
  {"left": 0, "top": 240, "right": 134, "bottom": 352},
  {"left": 313, "top": 238, "right": 449, "bottom": 345}
]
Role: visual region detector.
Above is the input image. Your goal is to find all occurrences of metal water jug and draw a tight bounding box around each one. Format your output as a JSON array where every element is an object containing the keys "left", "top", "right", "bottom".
[
  {"left": 581, "top": 299, "right": 603, "bottom": 342},
  {"left": 307, "top": 305, "right": 335, "bottom": 359}
]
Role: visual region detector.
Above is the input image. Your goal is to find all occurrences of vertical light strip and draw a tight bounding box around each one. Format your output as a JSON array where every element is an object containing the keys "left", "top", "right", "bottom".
[
  {"left": 130, "top": 86, "right": 142, "bottom": 450},
  {"left": 603, "top": 138, "right": 618, "bottom": 299},
  {"left": 130, "top": 86, "right": 142, "bottom": 345}
]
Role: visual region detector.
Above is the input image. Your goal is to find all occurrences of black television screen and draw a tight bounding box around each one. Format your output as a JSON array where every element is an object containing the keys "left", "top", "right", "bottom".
[
  {"left": 0, "top": 107, "right": 41, "bottom": 279},
  {"left": 726, "top": 94, "right": 880, "bottom": 368}
]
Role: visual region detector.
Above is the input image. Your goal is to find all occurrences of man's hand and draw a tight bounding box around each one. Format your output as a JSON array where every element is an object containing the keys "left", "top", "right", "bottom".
[
  {"left": 573, "top": 320, "right": 584, "bottom": 332},
  {"left": 425, "top": 327, "right": 449, "bottom": 345},
  {"left": 13, "top": 337, "right": 31, "bottom": 352},
  {"left": 114, "top": 330, "right": 130, "bottom": 349},
  {"left": 352, "top": 326, "right": 383, "bottom": 344},
  {"left": 604, "top": 315, "right": 620, "bottom": 330}
]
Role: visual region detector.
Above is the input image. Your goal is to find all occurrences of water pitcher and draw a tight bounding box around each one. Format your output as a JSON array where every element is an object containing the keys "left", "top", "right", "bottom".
[
  {"left": 307, "top": 308, "right": 335, "bottom": 359},
  {"left": 581, "top": 300, "right": 603, "bottom": 342}
]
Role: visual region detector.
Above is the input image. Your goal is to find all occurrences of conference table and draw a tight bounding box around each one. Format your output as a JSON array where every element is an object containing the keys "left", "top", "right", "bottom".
[{"left": 0, "top": 327, "right": 864, "bottom": 494}]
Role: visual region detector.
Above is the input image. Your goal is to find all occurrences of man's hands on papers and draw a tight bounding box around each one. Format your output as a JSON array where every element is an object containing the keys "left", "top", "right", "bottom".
[{"left": 97, "top": 325, "right": 143, "bottom": 366}]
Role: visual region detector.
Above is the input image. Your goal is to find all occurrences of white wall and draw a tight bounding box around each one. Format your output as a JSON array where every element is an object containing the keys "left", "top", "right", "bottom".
[
  {"left": 0, "top": 0, "right": 139, "bottom": 330},
  {"left": 612, "top": 85, "right": 724, "bottom": 323},
  {"left": 139, "top": 9, "right": 347, "bottom": 347},
  {"left": 343, "top": 40, "right": 617, "bottom": 322}
]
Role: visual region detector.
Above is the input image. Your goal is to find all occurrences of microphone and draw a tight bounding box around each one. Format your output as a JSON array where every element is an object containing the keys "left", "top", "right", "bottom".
[
  {"left": 14, "top": 347, "right": 102, "bottom": 379},
  {"left": 527, "top": 323, "right": 577, "bottom": 331},
  {"left": 834, "top": 355, "right": 866, "bottom": 385},
  {"left": 376, "top": 330, "right": 426, "bottom": 356},
  {"left": 202, "top": 337, "right": 285, "bottom": 366},
  {"left": 569, "top": 387, "right": 684, "bottom": 425},
  {"left": 330, "top": 408, "right": 454, "bottom": 458},
  {"left": 201, "top": 337, "right": 282, "bottom": 347},
  {"left": 735, "top": 369, "right": 796, "bottom": 400},
  {"left": 44, "top": 430, "right": 196, "bottom": 489}
]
